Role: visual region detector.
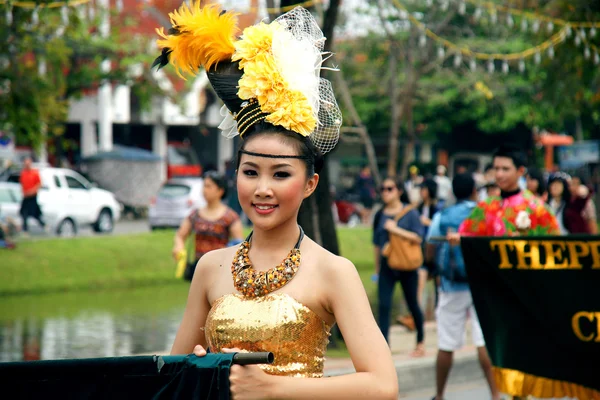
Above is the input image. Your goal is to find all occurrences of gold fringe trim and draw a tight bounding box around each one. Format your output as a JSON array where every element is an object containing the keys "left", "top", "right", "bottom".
[{"left": 494, "top": 367, "right": 600, "bottom": 399}]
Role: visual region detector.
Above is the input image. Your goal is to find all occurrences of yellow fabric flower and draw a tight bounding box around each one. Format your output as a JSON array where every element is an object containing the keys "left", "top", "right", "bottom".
[
  {"left": 232, "top": 22, "right": 280, "bottom": 68},
  {"left": 232, "top": 21, "right": 317, "bottom": 137}
]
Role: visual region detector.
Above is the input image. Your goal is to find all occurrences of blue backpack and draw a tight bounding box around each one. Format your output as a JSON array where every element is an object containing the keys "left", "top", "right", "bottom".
[{"left": 437, "top": 203, "right": 474, "bottom": 283}]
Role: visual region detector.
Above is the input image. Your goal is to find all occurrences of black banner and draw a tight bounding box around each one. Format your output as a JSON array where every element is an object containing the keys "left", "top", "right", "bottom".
[
  {"left": 0, "top": 354, "right": 233, "bottom": 400},
  {"left": 462, "top": 236, "right": 600, "bottom": 398}
]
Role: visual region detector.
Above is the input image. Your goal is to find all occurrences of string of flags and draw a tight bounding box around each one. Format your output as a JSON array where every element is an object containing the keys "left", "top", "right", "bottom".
[{"left": 391, "top": 0, "right": 600, "bottom": 73}]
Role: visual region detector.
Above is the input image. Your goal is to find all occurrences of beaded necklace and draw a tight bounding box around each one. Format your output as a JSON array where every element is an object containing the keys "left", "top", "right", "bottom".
[{"left": 232, "top": 226, "right": 304, "bottom": 298}]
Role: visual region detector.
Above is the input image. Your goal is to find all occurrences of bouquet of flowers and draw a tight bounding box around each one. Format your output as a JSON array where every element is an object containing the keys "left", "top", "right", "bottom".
[{"left": 461, "top": 191, "right": 559, "bottom": 236}]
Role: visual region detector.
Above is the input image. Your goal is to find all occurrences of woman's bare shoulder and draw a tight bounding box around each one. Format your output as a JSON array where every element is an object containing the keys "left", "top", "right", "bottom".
[
  {"left": 303, "top": 237, "right": 357, "bottom": 277},
  {"left": 197, "top": 246, "right": 238, "bottom": 273}
]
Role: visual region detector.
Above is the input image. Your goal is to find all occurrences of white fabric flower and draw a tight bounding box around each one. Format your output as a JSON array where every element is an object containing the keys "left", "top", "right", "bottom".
[{"left": 516, "top": 211, "right": 532, "bottom": 230}]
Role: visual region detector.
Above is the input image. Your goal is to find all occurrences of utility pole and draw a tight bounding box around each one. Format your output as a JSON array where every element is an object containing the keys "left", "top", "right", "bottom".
[{"left": 97, "top": 0, "right": 113, "bottom": 152}]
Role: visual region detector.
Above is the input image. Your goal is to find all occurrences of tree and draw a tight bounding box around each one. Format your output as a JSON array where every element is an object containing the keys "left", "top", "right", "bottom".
[
  {"left": 295, "top": 0, "right": 341, "bottom": 257},
  {"left": 338, "top": 0, "right": 599, "bottom": 176},
  {"left": 0, "top": 4, "right": 165, "bottom": 151}
]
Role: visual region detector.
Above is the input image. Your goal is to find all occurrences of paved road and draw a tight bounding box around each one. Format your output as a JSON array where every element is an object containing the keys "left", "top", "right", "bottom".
[
  {"left": 24, "top": 219, "right": 153, "bottom": 238},
  {"left": 401, "top": 380, "right": 491, "bottom": 400}
]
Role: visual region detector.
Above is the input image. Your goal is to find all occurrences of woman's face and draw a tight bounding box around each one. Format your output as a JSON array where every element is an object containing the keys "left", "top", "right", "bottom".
[
  {"left": 380, "top": 178, "right": 399, "bottom": 205},
  {"left": 237, "top": 135, "right": 318, "bottom": 231},
  {"left": 203, "top": 177, "right": 223, "bottom": 203},
  {"left": 526, "top": 175, "right": 539, "bottom": 193},
  {"left": 549, "top": 181, "right": 564, "bottom": 198}
]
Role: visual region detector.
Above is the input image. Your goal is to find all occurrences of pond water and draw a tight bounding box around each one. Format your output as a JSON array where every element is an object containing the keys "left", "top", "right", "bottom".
[{"left": 0, "top": 284, "right": 188, "bottom": 362}]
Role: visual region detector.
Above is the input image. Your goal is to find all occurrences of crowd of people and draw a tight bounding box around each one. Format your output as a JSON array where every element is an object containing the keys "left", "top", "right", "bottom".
[{"left": 369, "top": 143, "right": 598, "bottom": 399}]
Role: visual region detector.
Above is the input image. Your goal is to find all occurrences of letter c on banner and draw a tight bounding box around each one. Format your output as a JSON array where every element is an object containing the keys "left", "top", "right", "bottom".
[{"left": 572, "top": 312, "right": 595, "bottom": 342}]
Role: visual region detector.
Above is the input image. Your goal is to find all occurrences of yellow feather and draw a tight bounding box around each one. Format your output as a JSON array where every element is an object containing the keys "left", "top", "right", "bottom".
[{"left": 156, "top": 2, "right": 240, "bottom": 79}]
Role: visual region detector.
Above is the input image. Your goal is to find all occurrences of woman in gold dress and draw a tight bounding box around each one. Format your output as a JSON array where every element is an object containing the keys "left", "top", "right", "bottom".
[{"left": 154, "top": 3, "right": 397, "bottom": 399}]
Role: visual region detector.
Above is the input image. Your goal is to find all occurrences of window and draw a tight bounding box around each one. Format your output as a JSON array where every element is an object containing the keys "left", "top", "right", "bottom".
[
  {"left": 65, "top": 175, "right": 87, "bottom": 190},
  {"left": 158, "top": 184, "right": 191, "bottom": 198},
  {"left": 54, "top": 176, "right": 62, "bottom": 188},
  {"left": 167, "top": 146, "right": 198, "bottom": 166}
]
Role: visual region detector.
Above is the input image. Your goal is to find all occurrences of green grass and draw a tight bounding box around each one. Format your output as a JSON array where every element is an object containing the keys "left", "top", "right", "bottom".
[
  {"left": 2, "top": 231, "right": 178, "bottom": 296},
  {"left": 1, "top": 228, "right": 377, "bottom": 297}
]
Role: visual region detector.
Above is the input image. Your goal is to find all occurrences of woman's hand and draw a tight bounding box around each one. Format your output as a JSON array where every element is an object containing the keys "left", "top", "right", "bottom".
[
  {"left": 172, "top": 246, "right": 184, "bottom": 261},
  {"left": 193, "top": 344, "right": 207, "bottom": 357},
  {"left": 383, "top": 219, "right": 396, "bottom": 232},
  {"left": 222, "top": 348, "right": 274, "bottom": 400},
  {"left": 578, "top": 185, "right": 590, "bottom": 198}
]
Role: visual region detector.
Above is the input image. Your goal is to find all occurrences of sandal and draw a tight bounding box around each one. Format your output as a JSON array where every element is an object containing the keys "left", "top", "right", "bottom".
[{"left": 410, "top": 343, "right": 426, "bottom": 358}]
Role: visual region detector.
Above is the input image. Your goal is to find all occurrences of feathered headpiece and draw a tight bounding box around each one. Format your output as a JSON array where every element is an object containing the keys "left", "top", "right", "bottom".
[{"left": 153, "top": 2, "right": 342, "bottom": 154}]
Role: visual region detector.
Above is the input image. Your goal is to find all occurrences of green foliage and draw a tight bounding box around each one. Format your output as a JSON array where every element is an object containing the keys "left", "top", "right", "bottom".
[
  {"left": 0, "top": 6, "right": 165, "bottom": 149},
  {"left": 337, "top": 0, "right": 600, "bottom": 144},
  {"left": 1, "top": 227, "right": 375, "bottom": 296}
]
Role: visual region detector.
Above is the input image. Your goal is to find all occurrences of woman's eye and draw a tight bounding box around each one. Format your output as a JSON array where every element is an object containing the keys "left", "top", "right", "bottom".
[
  {"left": 242, "top": 169, "right": 257, "bottom": 176},
  {"left": 274, "top": 171, "right": 291, "bottom": 178}
]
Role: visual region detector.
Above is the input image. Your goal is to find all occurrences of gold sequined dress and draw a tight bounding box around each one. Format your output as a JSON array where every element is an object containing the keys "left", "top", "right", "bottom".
[{"left": 205, "top": 293, "right": 331, "bottom": 378}]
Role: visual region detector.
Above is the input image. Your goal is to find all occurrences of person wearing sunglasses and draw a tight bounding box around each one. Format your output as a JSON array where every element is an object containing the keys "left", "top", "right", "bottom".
[{"left": 372, "top": 177, "right": 426, "bottom": 357}]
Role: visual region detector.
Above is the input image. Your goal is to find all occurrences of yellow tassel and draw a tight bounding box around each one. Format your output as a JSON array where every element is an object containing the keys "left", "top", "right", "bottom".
[{"left": 156, "top": 2, "right": 240, "bottom": 79}]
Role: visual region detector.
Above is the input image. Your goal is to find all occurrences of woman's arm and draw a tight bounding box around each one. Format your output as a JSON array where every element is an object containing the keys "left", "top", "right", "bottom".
[
  {"left": 265, "top": 258, "right": 398, "bottom": 400},
  {"left": 570, "top": 186, "right": 591, "bottom": 212},
  {"left": 170, "top": 255, "right": 213, "bottom": 354},
  {"left": 384, "top": 219, "right": 422, "bottom": 244},
  {"left": 173, "top": 216, "right": 192, "bottom": 259}
]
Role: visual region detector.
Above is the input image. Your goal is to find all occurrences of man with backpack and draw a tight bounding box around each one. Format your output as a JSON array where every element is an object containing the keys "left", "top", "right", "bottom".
[{"left": 426, "top": 173, "right": 500, "bottom": 400}]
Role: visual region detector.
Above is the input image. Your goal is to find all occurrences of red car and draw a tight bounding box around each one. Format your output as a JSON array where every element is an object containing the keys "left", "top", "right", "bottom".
[{"left": 167, "top": 142, "right": 202, "bottom": 180}]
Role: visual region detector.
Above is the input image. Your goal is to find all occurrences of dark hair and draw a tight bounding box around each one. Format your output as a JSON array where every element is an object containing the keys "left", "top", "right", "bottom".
[
  {"left": 452, "top": 173, "right": 476, "bottom": 201},
  {"left": 203, "top": 171, "right": 228, "bottom": 199},
  {"left": 492, "top": 144, "right": 526, "bottom": 169},
  {"left": 526, "top": 167, "right": 547, "bottom": 196},
  {"left": 420, "top": 179, "right": 438, "bottom": 200},
  {"left": 484, "top": 163, "right": 494, "bottom": 173},
  {"left": 236, "top": 125, "right": 324, "bottom": 176}
]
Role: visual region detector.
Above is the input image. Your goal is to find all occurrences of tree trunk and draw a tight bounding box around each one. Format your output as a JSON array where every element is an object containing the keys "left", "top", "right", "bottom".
[
  {"left": 297, "top": 0, "right": 341, "bottom": 256},
  {"left": 400, "top": 97, "right": 415, "bottom": 181},
  {"left": 265, "top": 0, "right": 279, "bottom": 22},
  {"left": 575, "top": 113, "right": 584, "bottom": 142},
  {"left": 386, "top": 42, "right": 402, "bottom": 178},
  {"left": 333, "top": 72, "right": 382, "bottom": 188}
]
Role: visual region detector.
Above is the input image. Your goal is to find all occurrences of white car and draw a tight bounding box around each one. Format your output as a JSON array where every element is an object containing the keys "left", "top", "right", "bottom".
[
  {"left": 5, "top": 168, "right": 121, "bottom": 236},
  {"left": 149, "top": 178, "right": 206, "bottom": 229},
  {"left": 0, "top": 182, "right": 25, "bottom": 227}
]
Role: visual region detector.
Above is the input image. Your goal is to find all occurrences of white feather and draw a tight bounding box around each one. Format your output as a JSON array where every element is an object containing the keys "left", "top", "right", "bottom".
[{"left": 271, "top": 28, "right": 321, "bottom": 119}]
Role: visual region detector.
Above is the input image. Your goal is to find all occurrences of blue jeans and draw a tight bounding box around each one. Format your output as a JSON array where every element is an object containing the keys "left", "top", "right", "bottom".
[{"left": 378, "top": 258, "right": 424, "bottom": 345}]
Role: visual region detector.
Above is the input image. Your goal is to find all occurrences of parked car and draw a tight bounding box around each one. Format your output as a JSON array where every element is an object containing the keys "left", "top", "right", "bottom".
[
  {"left": 5, "top": 168, "right": 121, "bottom": 236},
  {"left": 149, "top": 178, "right": 206, "bottom": 230},
  {"left": 0, "top": 182, "right": 26, "bottom": 229}
]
